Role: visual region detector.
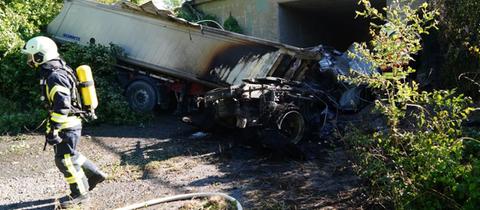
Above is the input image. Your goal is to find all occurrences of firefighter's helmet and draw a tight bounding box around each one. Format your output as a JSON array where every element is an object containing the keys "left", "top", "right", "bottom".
[{"left": 21, "top": 36, "right": 59, "bottom": 67}]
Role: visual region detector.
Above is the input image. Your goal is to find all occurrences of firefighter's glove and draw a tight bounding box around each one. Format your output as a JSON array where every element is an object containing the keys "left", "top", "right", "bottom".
[{"left": 45, "top": 131, "right": 62, "bottom": 146}]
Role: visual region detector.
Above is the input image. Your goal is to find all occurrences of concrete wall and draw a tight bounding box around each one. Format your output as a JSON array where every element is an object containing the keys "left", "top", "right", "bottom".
[
  {"left": 194, "top": 0, "right": 386, "bottom": 49},
  {"left": 195, "top": 0, "right": 281, "bottom": 42},
  {"left": 387, "top": 0, "right": 426, "bottom": 7}
]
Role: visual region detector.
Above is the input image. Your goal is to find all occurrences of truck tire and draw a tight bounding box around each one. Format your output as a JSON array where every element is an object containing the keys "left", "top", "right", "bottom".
[{"left": 126, "top": 80, "right": 157, "bottom": 112}]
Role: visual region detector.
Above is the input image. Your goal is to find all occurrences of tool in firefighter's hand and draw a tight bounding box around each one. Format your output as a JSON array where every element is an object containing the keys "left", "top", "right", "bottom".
[{"left": 43, "top": 132, "right": 62, "bottom": 151}]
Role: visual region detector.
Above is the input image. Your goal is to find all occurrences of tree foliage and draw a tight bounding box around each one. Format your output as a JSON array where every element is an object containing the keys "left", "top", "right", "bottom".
[
  {"left": 0, "top": 0, "right": 62, "bottom": 58},
  {"left": 344, "top": 0, "right": 479, "bottom": 208},
  {"left": 174, "top": 1, "right": 243, "bottom": 33},
  {"left": 0, "top": 0, "right": 151, "bottom": 134},
  {"left": 223, "top": 14, "right": 243, "bottom": 34},
  {"left": 428, "top": 0, "right": 480, "bottom": 97},
  {"left": 0, "top": 0, "right": 62, "bottom": 134},
  {"left": 161, "top": 0, "right": 184, "bottom": 9}
]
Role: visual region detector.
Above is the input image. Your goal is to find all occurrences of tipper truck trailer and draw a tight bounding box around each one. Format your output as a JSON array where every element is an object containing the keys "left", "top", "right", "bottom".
[{"left": 47, "top": 0, "right": 322, "bottom": 113}]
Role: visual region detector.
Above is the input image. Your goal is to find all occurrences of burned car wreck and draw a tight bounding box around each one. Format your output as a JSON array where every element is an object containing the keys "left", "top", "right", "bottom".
[{"left": 184, "top": 44, "right": 375, "bottom": 146}]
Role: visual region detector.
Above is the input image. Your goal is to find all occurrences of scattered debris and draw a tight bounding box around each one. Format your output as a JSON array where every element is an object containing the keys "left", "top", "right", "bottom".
[{"left": 189, "top": 131, "right": 210, "bottom": 139}]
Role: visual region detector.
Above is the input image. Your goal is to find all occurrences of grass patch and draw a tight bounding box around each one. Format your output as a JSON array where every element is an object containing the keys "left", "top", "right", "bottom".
[
  {"left": 105, "top": 162, "right": 143, "bottom": 182},
  {"left": 180, "top": 196, "right": 236, "bottom": 210},
  {"left": 8, "top": 138, "right": 31, "bottom": 154}
]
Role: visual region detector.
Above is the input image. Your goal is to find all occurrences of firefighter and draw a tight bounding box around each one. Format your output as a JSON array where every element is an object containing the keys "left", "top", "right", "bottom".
[{"left": 22, "top": 36, "right": 108, "bottom": 208}]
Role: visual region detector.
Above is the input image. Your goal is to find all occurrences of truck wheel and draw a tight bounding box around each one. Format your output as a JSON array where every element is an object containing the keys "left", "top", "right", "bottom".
[{"left": 126, "top": 80, "right": 157, "bottom": 112}]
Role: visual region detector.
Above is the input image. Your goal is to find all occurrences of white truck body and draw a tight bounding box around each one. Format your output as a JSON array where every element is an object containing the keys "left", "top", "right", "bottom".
[{"left": 48, "top": 0, "right": 316, "bottom": 88}]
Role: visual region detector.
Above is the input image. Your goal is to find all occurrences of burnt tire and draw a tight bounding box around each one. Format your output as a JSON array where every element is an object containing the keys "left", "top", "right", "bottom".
[
  {"left": 277, "top": 110, "right": 305, "bottom": 145},
  {"left": 126, "top": 80, "right": 157, "bottom": 112}
]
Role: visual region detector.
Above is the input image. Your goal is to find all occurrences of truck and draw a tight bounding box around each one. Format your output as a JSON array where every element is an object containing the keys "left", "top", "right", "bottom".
[
  {"left": 48, "top": 0, "right": 372, "bottom": 145},
  {"left": 48, "top": 0, "right": 321, "bottom": 112}
]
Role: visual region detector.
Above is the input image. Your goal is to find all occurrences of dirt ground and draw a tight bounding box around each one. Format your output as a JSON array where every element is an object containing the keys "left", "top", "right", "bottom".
[{"left": 0, "top": 115, "right": 365, "bottom": 210}]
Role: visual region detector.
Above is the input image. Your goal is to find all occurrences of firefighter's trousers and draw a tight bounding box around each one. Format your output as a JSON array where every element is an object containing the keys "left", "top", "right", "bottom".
[{"left": 53, "top": 129, "right": 102, "bottom": 197}]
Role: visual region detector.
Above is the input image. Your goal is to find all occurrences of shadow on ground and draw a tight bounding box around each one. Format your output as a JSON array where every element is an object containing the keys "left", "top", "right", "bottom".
[
  {"left": 0, "top": 198, "right": 56, "bottom": 210},
  {"left": 83, "top": 116, "right": 364, "bottom": 209}
]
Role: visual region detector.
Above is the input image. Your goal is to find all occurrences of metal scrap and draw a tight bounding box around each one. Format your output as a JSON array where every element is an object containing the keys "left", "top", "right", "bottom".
[{"left": 185, "top": 43, "right": 376, "bottom": 145}]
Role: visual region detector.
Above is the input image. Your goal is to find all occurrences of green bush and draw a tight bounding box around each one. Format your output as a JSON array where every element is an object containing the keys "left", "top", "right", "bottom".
[
  {"left": 0, "top": 0, "right": 62, "bottom": 58},
  {"left": 223, "top": 14, "right": 243, "bottom": 34},
  {"left": 0, "top": 0, "right": 62, "bottom": 134},
  {"left": 344, "top": 0, "right": 479, "bottom": 208},
  {"left": 428, "top": 0, "right": 480, "bottom": 98},
  {"left": 0, "top": 0, "right": 152, "bottom": 134},
  {"left": 61, "top": 43, "right": 154, "bottom": 125},
  {"left": 0, "top": 96, "right": 46, "bottom": 134},
  {"left": 0, "top": 53, "right": 47, "bottom": 134},
  {"left": 176, "top": 3, "right": 220, "bottom": 28},
  {"left": 175, "top": 1, "right": 243, "bottom": 33}
]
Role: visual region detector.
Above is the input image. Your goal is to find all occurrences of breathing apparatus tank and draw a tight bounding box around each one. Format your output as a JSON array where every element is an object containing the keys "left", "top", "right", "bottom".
[{"left": 75, "top": 65, "right": 98, "bottom": 120}]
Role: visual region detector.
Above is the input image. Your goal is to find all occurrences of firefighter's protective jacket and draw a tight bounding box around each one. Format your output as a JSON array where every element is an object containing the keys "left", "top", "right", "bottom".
[{"left": 40, "top": 59, "right": 82, "bottom": 133}]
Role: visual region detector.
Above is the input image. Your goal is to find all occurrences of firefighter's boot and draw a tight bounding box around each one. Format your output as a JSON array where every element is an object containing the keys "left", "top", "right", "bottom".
[
  {"left": 59, "top": 194, "right": 90, "bottom": 209},
  {"left": 87, "top": 169, "right": 107, "bottom": 191},
  {"left": 55, "top": 153, "right": 90, "bottom": 208},
  {"left": 80, "top": 155, "right": 108, "bottom": 191}
]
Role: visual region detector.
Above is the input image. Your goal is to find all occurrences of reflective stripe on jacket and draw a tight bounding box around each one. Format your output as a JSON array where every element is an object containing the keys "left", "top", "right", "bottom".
[{"left": 41, "top": 59, "right": 82, "bottom": 131}]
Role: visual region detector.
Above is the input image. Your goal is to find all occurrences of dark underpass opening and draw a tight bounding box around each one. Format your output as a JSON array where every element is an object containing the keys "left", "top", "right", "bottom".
[{"left": 278, "top": 0, "right": 386, "bottom": 50}]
